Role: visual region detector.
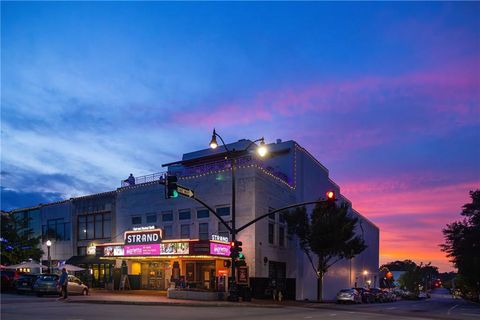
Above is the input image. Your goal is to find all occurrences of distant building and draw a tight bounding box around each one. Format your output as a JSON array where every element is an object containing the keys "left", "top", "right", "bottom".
[{"left": 6, "top": 138, "right": 379, "bottom": 300}]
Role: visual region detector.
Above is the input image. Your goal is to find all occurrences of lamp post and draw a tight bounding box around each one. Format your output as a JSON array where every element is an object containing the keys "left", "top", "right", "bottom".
[
  {"left": 209, "top": 129, "right": 267, "bottom": 301},
  {"left": 46, "top": 240, "right": 52, "bottom": 274}
]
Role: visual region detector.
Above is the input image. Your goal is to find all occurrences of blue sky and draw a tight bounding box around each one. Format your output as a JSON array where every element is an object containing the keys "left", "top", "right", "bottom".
[{"left": 1, "top": 2, "right": 479, "bottom": 271}]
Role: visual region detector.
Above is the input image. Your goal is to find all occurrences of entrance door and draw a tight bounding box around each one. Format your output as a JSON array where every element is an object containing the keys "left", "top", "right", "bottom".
[{"left": 141, "top": 262, "right": 166, "bottom": 290}]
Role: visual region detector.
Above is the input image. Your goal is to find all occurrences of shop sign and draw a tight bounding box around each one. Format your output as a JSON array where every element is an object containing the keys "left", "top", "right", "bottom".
[
  {"left": 87, "top": 244, "right": 96, "bottom": 255},
  {"left": 160, "top": 242, "right": 189, "bottom": 255},
  {"left": 132, "top": 225, "right": 156, "bottom": 231},
  {"left": 210, "top": 242, "right": 231, "bottom": 256},
  {"left": 124, "top": 229, "right": 162, "bottom": 245},
  {"left": 124, "top": 244, "right": 160, "bottom": 256},
  {"left": 211, "top": 234, "right": 229, "bottom": 243},
  {"left": 104, "top": 245, "right": 125, "bottom": 257}
]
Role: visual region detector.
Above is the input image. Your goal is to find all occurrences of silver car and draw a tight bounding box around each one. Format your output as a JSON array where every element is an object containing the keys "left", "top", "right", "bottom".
[
  {"left": 336, "top": 288, "right": 362, "bottom": 304},
  {"left": 66, "top": 275, "right": 89, "bottom": 295}
]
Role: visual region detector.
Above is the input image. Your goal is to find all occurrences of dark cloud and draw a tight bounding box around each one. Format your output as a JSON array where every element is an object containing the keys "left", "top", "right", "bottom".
[{"left": 0, "top": 187, "right": 63, "bottom": 211}]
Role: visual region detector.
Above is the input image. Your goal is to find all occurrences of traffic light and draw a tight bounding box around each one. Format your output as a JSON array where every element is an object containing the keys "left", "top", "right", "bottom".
[
  {"left": 165, "top": 175, "right": 179, "bottom": 199},
  {"left": 229, "top": 240, "right": 243, "bottom": 259},
  {"left": 326, "top": 190, "right": 335, "bottom": 201}
]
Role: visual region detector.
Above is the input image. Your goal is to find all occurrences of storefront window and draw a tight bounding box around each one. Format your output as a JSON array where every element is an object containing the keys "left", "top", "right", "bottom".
[
  {"left": 180, "top": 224, "right": 190, "bottom": 238},
  {"left": 197, "top": 208, "right": 209, "bottom": 219},
  {"left": 179, "top": 209, "right": 191, "bottom": 220},
  {"left": 199, "top": 223, "right": 209, "bottom": 240}
]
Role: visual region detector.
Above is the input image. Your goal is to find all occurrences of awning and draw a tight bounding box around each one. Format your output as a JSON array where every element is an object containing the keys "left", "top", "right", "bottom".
[{"left": 66, "top": 256, "right": 115, "bottom": 265}]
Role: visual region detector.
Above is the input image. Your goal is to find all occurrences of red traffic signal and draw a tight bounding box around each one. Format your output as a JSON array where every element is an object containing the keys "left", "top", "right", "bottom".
[{"left": 326, "top": 191, "right": 335, "bottom": 201}]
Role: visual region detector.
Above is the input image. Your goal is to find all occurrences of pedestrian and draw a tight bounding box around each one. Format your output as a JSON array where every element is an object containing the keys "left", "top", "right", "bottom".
[{"left": 59, "top": 268, "right": 68, "bottom": 300}]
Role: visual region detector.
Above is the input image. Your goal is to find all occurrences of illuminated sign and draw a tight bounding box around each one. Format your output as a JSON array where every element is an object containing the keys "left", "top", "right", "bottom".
[
  {"left": 104, "top": 245, "right": 125, "bottom": 257},
  {"left": 132, "top": 226, "right": 156, "bottom": 231},
  {"left": 160, "top": 242, "right": 189, "bottom": 255},
  {"left": 211, "top": 234, "right": 229, "bottom": 243},
  {"left": 210, "top": 242, "right": 230, "bottom": 256},
  {"left": 87, "top": 245, "right": 96, "bottom": 256},
  {"left": 125, "top": 244, "right": 160, "bottom": 256},
  {"left": 125, "top": 229, "right": 162, "bottom": 245}
]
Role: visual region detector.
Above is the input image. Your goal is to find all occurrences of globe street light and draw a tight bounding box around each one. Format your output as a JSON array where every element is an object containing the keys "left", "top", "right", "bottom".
[
  {"left": 46, "top": 240, "right": 52, "bottom": 274},
  {"left": 209, "top": 129, "right": 267, "bottom": 301}
]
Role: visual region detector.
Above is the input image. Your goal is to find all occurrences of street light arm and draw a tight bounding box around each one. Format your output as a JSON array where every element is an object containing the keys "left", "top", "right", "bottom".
[
  {"left": 213, "top": 131, "right": 231, "bottom": 153},
  {"left": 244, "top": 137, "right": 265, "bottom": 153},
  {"left": 235, "top": 200, "right": 327, "bottom": 234}
]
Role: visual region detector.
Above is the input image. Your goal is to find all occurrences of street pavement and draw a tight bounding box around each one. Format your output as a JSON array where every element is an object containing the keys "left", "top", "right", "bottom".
[{"left": 1, "top": 288, "right": 479, "bottom": 320}]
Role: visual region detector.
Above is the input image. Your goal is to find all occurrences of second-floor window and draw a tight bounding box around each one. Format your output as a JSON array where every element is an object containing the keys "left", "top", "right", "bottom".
[
  {"left": 199, "top": 223, "right": 209, "bottom": 240},
  {"left": 180, "top": 224, "right": 190, "bottom": 238},
  {"left": 42, "top": 218, "right": 71, "bottom": 241},
  {"left": 78, "top": 212, "right": 111, "bottom": 240}
]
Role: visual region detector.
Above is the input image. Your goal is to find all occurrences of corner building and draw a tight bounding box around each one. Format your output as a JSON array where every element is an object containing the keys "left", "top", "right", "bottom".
[{"left": 111, "top": 139, "right": 379, "bottom": 300}]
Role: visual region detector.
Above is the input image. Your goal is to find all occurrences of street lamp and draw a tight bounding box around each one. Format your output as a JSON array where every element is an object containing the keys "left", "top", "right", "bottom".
[
  {"left": 46, "top": 240, "right": 52, "bottom": 274},
  {"left": 209, "top": 129, "right": 267, "bottom": 301}
]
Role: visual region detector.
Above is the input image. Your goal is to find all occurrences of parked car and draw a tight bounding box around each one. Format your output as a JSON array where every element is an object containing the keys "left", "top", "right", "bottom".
[
  {"left": 0, "top": 270, "right": 16, "bottom": 291},
  {"left": 14, "top": 274, "right": 39, "bottom": 294},
  {"left": 33, "top": 274, "right": 60, "bottom": 296},
  {"left": 336, "top": 288, "right": 362, "bottom": 304},
  {"left": 66, "top": 275, "right": 89, "bottom": 295},
  {"left": 355, "top": 287, "right": 374, "bottom": 303},
  {"left": 369, "top": 288, "right": 387, "bottom": 302},
  {"left": 33, "top": 274, "right": 89, "bottom": 296},
  {"left": 382, "top": 289, "right": 397, "bottom": 302}
]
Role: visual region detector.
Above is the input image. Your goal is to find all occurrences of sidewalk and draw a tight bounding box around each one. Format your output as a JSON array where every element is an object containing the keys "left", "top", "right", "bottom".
[{"left": 66, "top": 289, "right": 327, "bottom": 308}]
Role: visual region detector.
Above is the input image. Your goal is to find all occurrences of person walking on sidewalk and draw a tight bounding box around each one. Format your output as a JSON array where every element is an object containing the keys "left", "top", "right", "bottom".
[{"left": 59, "top": 268, "right": 68, "bottom": 299}]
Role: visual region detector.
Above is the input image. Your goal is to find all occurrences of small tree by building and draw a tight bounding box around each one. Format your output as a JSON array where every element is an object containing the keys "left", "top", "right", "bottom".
[{"left": 284, "top": 200, "right": 367, "bottom": 301}]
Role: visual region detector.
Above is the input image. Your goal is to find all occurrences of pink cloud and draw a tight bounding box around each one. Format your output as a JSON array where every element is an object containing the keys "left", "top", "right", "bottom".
[
  {"left": 171, "top": 57, "right": 480, "bottom": 142},
  {"left": 340, "top": 176, "right": 478, "bottom": 272}
]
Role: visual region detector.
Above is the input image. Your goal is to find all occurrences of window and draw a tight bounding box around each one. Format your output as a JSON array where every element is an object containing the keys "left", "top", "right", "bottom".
[
  {"left": 163, "top": 225, "right": 173, "bottom": 239},
  {"left": 279, "top": 212, "right": 286, "bottom": 224},
  {"left": 77, "top": 213, "right": 111, "bottom": 240},
  {"left": 43, "top": 218, "right": 70, "bottom": 241},
  {"left": 199, "top": 223, "right": 209, "bottom": 240},
  {"left": 179, "top": 209, "right": 191, "bottom": 220},
  {"left": 180, "top": 224, "right": 190, "bottom": 238},
  {"left": 268, "top": 223, "right": 275, "bottom": 244},
  {"left": 218, "top": 222, "right": 229, "bottom": 239},
  {"left": 131, "top": 216, "right": 142, "bottom": 225},
  {"left": 279, "top": 226, "right": 285, "bottom": 247},
  {"left": 146, "top": 213, "right": 157, "bottom": 224},
  {"left": 217, "top": 207, "right": 230, "bottom": 217},
  {"left": 197, "top": 209, "right": 209, "bottom": 219},
  {"left": 162, "top": 211, "right": 173, "bottom": 222}
]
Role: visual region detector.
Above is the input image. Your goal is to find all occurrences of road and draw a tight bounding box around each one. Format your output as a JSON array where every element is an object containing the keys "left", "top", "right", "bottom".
[{"left": 1, "top": 288, "right": 478, "bottom": 320}]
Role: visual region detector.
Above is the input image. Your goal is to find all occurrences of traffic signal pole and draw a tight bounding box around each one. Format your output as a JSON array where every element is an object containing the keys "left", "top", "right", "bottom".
[{"left": 229, "top": 157, "right": 238, "bottom": 301}]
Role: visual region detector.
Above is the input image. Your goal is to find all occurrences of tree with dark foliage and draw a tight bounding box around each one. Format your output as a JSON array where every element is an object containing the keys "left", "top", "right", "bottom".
[
  {"left": 441, "top": 190, "right": 480, "bottom": 302},
  {"left": 0, "top": 212, "right": 43, "bottom": 265},
  {"left": 284, "top": 200, "right": 366, "bottom": 301}
]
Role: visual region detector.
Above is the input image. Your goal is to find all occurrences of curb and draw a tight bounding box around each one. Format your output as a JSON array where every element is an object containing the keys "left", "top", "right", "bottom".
[{"left": 66, "top": 299, "right": 283, "bottom": 308}]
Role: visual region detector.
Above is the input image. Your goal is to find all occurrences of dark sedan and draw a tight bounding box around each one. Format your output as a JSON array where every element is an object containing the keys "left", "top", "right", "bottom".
[{"left": 14, "top": 274, "right": 39, "bottom": 294}]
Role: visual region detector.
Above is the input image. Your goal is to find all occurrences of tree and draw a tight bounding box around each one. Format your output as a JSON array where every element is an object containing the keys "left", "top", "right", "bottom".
[
  {"left": 441, "top": 190, "right": 480, "bottom": 302},
  {"left": 284, "top": 200, "right": 367, "bottom": 301},
  {"left": 0, "top": 212, "right": 43, "bottom": 265}
]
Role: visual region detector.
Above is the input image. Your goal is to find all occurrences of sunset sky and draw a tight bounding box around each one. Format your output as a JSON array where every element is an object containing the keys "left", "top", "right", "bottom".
[{"left": 2, "top": 2, "right": 479, "bottom": 272}]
